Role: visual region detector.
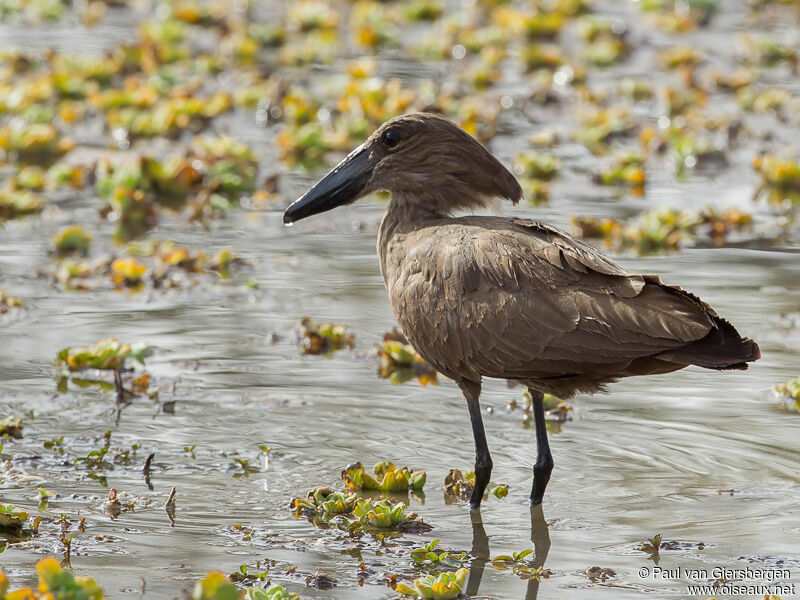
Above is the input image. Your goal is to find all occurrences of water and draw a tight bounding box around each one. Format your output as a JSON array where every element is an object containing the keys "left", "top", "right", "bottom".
[{"left": 1, "top": 1, "right": 800, "bottom": 598}]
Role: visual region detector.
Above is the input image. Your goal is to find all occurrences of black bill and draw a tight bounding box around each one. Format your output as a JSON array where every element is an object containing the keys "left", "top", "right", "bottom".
[{"left": 283, "top": 144, "right": 375, "bottom": 224}]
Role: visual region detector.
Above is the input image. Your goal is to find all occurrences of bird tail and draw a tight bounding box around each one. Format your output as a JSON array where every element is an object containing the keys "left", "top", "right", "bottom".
[{"left": 657, "top": 315, "right": 761, "bottom": 370}]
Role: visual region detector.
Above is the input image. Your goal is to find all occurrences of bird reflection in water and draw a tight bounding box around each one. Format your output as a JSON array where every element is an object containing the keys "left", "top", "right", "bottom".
[{"left": 466, "top": 505, "right": 551, "bottom": 599}]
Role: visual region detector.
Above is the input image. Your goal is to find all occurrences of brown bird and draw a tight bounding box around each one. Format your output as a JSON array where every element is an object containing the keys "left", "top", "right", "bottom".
[{"left": 283, "top": 113, "right": 760, "bottom": 508}]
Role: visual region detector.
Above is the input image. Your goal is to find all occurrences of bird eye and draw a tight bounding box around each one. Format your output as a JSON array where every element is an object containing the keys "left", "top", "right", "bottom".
[{"left": 381, "top": 129, "right": 401, "bottom": 149}]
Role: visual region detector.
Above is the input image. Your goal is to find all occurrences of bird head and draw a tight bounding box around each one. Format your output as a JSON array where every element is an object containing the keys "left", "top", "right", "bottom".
[{"left": 283, "top": 112, "right": 522, "bottom": 224}]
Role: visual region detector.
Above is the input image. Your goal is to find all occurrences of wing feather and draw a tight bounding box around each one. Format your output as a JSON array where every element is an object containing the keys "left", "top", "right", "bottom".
[{"left": 391, "top": 216, "right": 715, "bottom": 384}]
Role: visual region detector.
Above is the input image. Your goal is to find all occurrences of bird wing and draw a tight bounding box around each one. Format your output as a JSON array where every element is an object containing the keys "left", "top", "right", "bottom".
[{"left": 394, "top": 216, "right": 715, "bottom": 383}]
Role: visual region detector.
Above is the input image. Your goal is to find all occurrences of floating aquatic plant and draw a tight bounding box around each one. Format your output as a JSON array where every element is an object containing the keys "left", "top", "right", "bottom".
[
  {"left": 737, "top": 34, "right": 798, "bottom": 69},
  {"left": 56, "top": 339, "right": 152, "bottom": 400},
  {"left": 571, "top": 206, "right": 753, "bottom": 255},
  {"left": 350, "top": 1, "right": 400, "bottom": 49},
  {"left": 228, "top": 458, "right": 259, "bottom": 477},
  {"left": 57, "top": 338, "right": 150, "bottom": 372},
  {"left": 0, "top": 416, "right": 22, "bottom": 437},
  {"left": 520, "top": 390, "right": 572, "bottom": 426},
  {"left": 0, "top": 504, "right": 28, "bottom": 528},
  {"left": 51, "top": 239, "right": 243, "bottom": 293},
  {"left": 292, "top": 487, "right": 358, "bottom": 516},
  {"left": 105, "top": 93, "right": 233, "bottom": 139},
  {"left": 410, "top": 540, "right": 468, "bottom": 570},
  {"left": 0, "top": 122, "right": 74, "bottom": 160},
  {"left": 577, "top": 16, "right": 629, "bottom": 67},
  {"left": 491, "top": 550, "right": 551, "bottom": 580},
  {"left": 192, "top": 570, "right": 240, "bottom": 599},
  {"left": 0, "top": 558, "right": 104, "bottom": 598},
  {"left": 661, "top": 126, "right": 726, "bottom": 175},
  {"left": 618, "top": 78, "right": 654, "bottom": 101},
  {"left": 640, "top": 0, "right": 717, "bottom": 31},
  {"left": 639, "top": 533, "right": 663, "bottom": 562},
  {"left": 461, "top": 56, "right": 503, "bottom": 91},
  {"left": 287, "top": 0, "right": 339, "bottom": 32},
  {"left": 491, "top": 484, "right": 509, "bottom": 499},
  {"left": 93, "top": 139, "right": 258, "bottom": 239},
  {"left": 52, "top": 225, "right": 92, "bottom": 255},
  {"left": 245, "top": 585, "right": 301, "bottom": 600},
  {"left": 395, "top": 568, "right": 468, "bottom": 600},
  {"left": 521, "top": 179, "right": 550, "bottom": 207},
  {"left": 518, "top": 9, "right": 565, "bottom": 40},
  {"left": 774, "top": 377, "right": 800, "bottom": 412},
  {"left": 299, "top": 317, "right": 355, "bottom": 355},
  {"left": 592, "top": 153, "right": 645, "bottom": 191},
  {"left": 661, "top": 85, "right": 708, "bottom": 118},
  {"left": 775, "top": 377, "right": 800, "bottom": 400},
  {"left": 110, "top": 257, "right": 147, "bottom": 289},
  {"left": 192, "top": 571, "right": 301, "bottom": 600},
  {"left": 657, "top": 46, "right": 705, "bottom": 70},
  {"left": 737, "top": 86, "right": 793, "bottom": 117},
  {"left": 0, "top": 290, "right": 23, "bottom": 314},
  {"left": 443, "top": 469, "right": 507, "bottom": 502},
  {"left": 708, "top": 68, "right": 757, "bottom": 92},
  {"left": 378, "top": 331, "right": 438, "bottom": 385},
  {"left": 36, "top": 487, "right": 53, "bottom": 510},
  {"left": 342, "top": 461, "right": 426, "bottom": 492},
  {"left": 513, "top": 151, "right": 560, "bottom": 181},
  {"left": 752, "top": 154, "right": 800, "bottom": 210},
  {"left": 576, "top": 106, "right": 637, "bottom": 153},
  {"left": 520, "top": 42, "right": 565, "bottom": 72},
  {"left": 352, "top": 498, "right": 410, "bottom": 528},
  {"left": 443, "top": 469, "right": 473, "bottom": 502},
  {"left": 0, "top": 187, "right": 43, "bottom": 221},
  {"left": 585, "top": 566, "right": 616, "bottom": 583},
  {"left": 404, "top": 0, "right": 443, "bottom": 21},
  {"left": 190, "top": 136, "right": 258, "bottom": 196}
]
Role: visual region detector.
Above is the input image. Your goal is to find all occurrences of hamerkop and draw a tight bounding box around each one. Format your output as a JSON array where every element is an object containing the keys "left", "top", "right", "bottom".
[{"left": 283, "top": 113, "right": 760, "bottom": 508}]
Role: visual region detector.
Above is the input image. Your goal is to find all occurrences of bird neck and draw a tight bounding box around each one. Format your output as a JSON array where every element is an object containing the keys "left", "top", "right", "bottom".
[
  {"left": 386, "top": 193, "right": 443, "bottom": 224},
  {"left": 377, "top": 193, "right": 443, "bottom": 282}
]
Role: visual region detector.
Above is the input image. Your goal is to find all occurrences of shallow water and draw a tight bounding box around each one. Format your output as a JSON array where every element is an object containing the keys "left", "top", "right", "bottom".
[{"left": 2, "top": 1, "right": 800, "bottom": 599}]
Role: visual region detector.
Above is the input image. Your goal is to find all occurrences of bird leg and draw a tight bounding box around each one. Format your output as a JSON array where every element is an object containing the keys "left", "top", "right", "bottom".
[
  {"left": 529, "top": 388, "right": 554, "bottom": 505},
  {"left": 459, "top": 379, "right": 492, "bottom": 509}
]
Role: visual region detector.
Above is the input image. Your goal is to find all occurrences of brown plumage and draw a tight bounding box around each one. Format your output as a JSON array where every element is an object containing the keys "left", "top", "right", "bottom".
[{"left": 284, "top": 112, "right": 760, "bottom": 508}]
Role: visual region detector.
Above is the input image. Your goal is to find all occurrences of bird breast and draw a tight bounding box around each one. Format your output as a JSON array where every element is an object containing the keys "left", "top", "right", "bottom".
[{"left": 379, "top": 228, "right": 497, "bottom": 382}]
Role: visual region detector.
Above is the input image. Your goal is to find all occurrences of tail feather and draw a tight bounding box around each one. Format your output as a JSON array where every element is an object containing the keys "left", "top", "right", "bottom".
[{"left": 657, "top": 315, "right": 761, "bottom": 370}]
